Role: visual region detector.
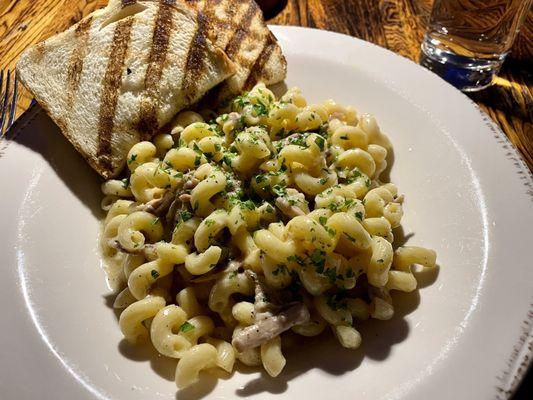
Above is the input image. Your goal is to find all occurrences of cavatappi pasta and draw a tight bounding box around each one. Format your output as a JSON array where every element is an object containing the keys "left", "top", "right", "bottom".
[{"left": 101, "top": 84, "right": 437, "bottom": 390}]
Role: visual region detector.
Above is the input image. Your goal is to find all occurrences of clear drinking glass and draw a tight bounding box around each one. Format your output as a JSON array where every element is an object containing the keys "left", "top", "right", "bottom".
[{"left": 420, "top": 0, "right": 532, "bottom": 91}]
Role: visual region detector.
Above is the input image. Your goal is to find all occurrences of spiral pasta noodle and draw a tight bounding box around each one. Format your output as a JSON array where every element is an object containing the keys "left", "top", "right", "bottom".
[{"left": 101, "top": 84, "right": 437, "bottom": 391}]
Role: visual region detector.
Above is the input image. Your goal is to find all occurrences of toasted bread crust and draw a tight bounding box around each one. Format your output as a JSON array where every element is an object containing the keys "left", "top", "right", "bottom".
[
  {"left": 186, "top": 0, "right": 287, "bottom": 107},
  {"left": 97, "top": 18, "right": 135, "bottom": 174},
  {"left": 243, "top": 30, "right": 279, "bottom": 90},
  {"left": 137, "top": 0, "right": 178, "bottom": 139},
  {"left": 66, "top": 16, "right": 93, "bottom": 108},
  {"left": 17, "top": 69, "right": 107, "bottom": 179},
  {"left": 16, "top": 0, "right": 236, "bottom": 179}
]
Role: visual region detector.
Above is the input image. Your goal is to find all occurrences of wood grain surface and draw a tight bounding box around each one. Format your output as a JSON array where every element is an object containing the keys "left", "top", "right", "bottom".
[
  {"left": 0, "top": 1, "right": 531, "bottom": 398},
  {"left": 0, "top": 0, "right": 531, "bottom": 170}
]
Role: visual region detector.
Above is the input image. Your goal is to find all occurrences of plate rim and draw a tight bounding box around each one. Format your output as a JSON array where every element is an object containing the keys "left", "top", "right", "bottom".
[
  {"left": 1, "top": 25, "right": 532, "bottom": 399},
  {"left": 270, "top": 26, "right": 533, "bottom": 398}
]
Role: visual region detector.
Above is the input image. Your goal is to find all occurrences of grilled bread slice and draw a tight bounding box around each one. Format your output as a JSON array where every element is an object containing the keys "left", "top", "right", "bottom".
[
  {"left": 186, "top": 0, "right": 287, "bottom": 106},
  {"left": 17, "top": 0, "right": 235, "bottom": 179}
]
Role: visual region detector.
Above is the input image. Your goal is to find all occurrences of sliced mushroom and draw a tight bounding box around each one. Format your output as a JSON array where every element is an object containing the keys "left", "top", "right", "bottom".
[
  {"left": 179, "top": 194, "right": 192, "bottom": 203},
  {"left": 110, "top": 241, "right": 157, "bottom": 259},
  {"left": 231, "top": 271, "right": 310, "bottom": 352},
  {"left": 275, "top": 197, "right": 305, "bottom": 218},
  {"left": 232, "top": 303, "right": 310, "bottom": 352},
  {"left": 184, "top": 177, "right": 200, "bottom": 190},
  {"left": 247, "top": 270, "right": 278, "bottom": 317},
  {"left": 135, "top": 188, "right": 177, "bottom": 216},
  {"left": 166, "top": 196, "right": 183, "bottom": 225},
  {"left": 275, "top": 188, "right": 309, "bottom": 218}
]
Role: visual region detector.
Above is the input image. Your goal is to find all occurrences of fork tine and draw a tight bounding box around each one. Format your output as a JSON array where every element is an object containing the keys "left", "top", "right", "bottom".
[
  {"left": 0, "top": 70, "right": 11, "bottom": 135},
  {"left": 0, "top": 70, "right": 5, "bottom": 121},
  {"left": 0, "top": 70, "right": 4, "bottom": 105},
  {"left": 7, "top": 71, "right": 19, "bottom": 130}
]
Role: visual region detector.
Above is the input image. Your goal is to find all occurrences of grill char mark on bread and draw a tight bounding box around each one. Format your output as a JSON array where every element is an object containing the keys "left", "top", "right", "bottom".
[
  {"left": 186, "top": 0, "right": 286, "bottom": 107},
  {"left": 66, "top": 16, "right": 93, "bottom": 108},
  {"left": 243, "top": 31, "right": 276, "bottom": 90},
  {"left": 138, "top": 0, "right": 176, "bottom": 138},
  {"left": 97, "top": 18, "right": 135, "bottom": 172},
  {"left": 16, "top": 0, "right": 246, "bottom": 178},
  {"left": 181, "top": 11, "right": 209, "bottom": 103},
  {"left": 223, "top": 1, "right": 259, "bottom": 58}
]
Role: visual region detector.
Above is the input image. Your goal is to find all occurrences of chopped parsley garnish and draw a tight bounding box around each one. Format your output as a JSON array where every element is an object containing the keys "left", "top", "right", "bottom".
[
  {"left": 327, "top": 202, "right": 341, "bottom": 212},
  {"left": 151, "top": 217, "right": 160, "bottom": 225},
  {"left": 310, "top": 249, "right": 325, "bottom": 273},
  {"left": 179, "top": 321, "right": 195, "bottom": 333},
  {"left": 121, "top": 177, "right": 130, "bottom": 189},
  {"left": 287, "top": 255, "right": 305, "bottom": 266},
  {"left": 327, "top": 293, "right": 348, "bottom": 311},
  {"left": 225, "top": 180, "right": 235, "bottom": 192},
  {"left": 253, "top": 100, "right": 269, "bottom": 116},
  {"left": 180, "top": 211, "right": 193, "bottom": 222},
  {"left": 233, "top": 93, "right": 249, "bottom": 108},
  {"left": 151, "top": 270, "right": 160, "bottom": 279},
  {"left": 128, "top": 154, "right": 137, "bottom": 164},
  {"left": 319, "top": 216, "right": 328, "bottom": 226},
  {"left": 194, "top": 155, "right": 202, "bottom": 166},
  {"left": 240, "top": 200, "right": 256, "bottom": 210},
  {"left": 222, "top": 153, "right": 235, "bottom": 166},
  {"left": 310, "top": 249, "right": 324, "bottom": 264},
  {"left": 192, "top": 143, "right": 202, "bottom": 155},
  {"left": 254, "top": 174, "right": 266, "bottom": 184},
  {"left": 289, "top": 134, "right": 308, "bottom": 147},
  {"left": 314, "top": 136, "right": 325, "bottom": 151},
  {"left": 324, "top": 267, "right": 337, "bottom": 284},
  {"left": 319, "top": 177, "right": 328, "bottom": 185},
  {"left": 355, "top": 211, "right": 364, "bottom": 220},
  {"left": 164, "top": 161, "right": 174, "bottom": 169},
  {"left": 205, "top": 219, "right": 215, "bottom": 227},
  {"left": 272, "top": 265, "right": 288, "bottom": 276},
  {"left": 272, "top": 184, "right": 287, "bottom": 197}
]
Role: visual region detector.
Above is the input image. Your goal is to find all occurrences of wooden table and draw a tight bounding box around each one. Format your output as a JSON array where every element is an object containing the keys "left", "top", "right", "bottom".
[
  {"left": 0, "top": 0, "right": 531, "bottom": 170},
  {"left": 0, "top": 0, "right": 531, "bottom": 397}
]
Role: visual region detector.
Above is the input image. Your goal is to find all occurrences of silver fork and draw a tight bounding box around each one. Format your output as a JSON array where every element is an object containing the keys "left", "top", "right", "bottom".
[{"left": 0, "top": 69, "right": 19, "bottom": 137}]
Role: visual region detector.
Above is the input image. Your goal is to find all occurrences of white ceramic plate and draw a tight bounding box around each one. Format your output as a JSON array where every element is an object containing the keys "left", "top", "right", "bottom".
[{"left": 1, "top": 26, "right": 532, "bottom": 400}]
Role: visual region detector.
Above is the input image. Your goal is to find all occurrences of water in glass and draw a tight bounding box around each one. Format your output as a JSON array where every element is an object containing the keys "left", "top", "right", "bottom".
[{"left": 421, "top": 0, "right": 532, "bottom": 91}]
